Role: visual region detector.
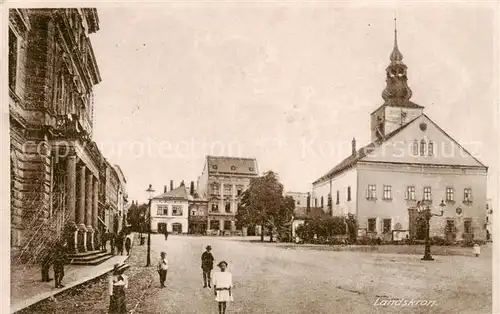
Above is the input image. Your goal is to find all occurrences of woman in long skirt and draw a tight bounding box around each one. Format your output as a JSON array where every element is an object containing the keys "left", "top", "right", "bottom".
[
  {"left": 213, "top": 261, "right": 233, "bottom": 314},
  {"left": 109, "top": 264, "right": 128, "bottom": 314}
]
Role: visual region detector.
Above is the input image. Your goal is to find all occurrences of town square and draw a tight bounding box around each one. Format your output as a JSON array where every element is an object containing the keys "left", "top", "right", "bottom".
[{"left": 5, "top": 3, "right": 497, "bottom": 314}]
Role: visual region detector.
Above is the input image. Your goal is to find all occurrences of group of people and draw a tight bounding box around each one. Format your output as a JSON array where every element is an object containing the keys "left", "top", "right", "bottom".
[
  {"left": 201, "top": 245, "right": 233, "bottom": 314},
  {"left": 101, "top": 229, "right": 133, "bottom": 256}
]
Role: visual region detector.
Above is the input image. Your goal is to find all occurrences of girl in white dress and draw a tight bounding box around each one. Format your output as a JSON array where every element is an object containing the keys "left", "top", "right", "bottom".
[{"left": 213, "top": 261, "right": 233, "bottom": 314}]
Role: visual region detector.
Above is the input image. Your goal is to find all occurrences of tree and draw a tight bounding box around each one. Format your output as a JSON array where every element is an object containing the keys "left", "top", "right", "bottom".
[
  {"left": 127, "top": 202, "right": 148, "bottom": 232},
  {"left": 237, "top": 171, "right": 291, "bottom": 242}
]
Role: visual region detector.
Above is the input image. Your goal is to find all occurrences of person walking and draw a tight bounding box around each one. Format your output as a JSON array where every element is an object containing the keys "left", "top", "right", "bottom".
[
  {"left": 164, "top": 229, "right": 169, "bottom": 241},
  {"left": 116, "top": 232, "right": 124, "bottom": 255},
  {"left": 124, "top": 234, "right": 132, "bottom": 256},
  {"left": 157, "top": 251, "right": 168, "bottom": 288},
  {"left": 110, "top": 233, "right": 116, "bottom": 255},
  {"left": 201, "top": 245, "right": 214, "bottom": 288},
  {"left": 53, "top": 239, "right": 67, "bottom": 288},
  {"left": 108, "top": 264, "right": 128, "bottom": 314},
  {"left": 213, "top": 261, "right": 233, "bottom": 314},
  {"left": 101, "top": 230, "right": 108, "bottom": 252},
  {"left": 474, "top": 243, "right": 481, "bottom": 257}
]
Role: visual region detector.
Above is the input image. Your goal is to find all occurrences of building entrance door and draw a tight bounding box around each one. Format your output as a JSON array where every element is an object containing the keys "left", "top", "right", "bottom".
[
  {"left": 409, "top": 208, "right": 426, "bottom": 240},
  {"left": 172, "top": 223, "right": 182, "bottom": 234},
  {"left": 158, "top": 223, "right": 167, "bottom": 234}
]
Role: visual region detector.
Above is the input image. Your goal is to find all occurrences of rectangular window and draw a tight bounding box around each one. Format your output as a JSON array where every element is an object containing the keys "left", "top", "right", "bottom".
[
  {"left": 412, "top": 141, "right": 419, "bottom": 156},
  {"left": 368, "top": 218, "right": 376, "bottom": 232},
  {"left": 211, "top": 220, "right": 220, "bottom": 230},
  {"left": 405, "top": 186, "right": 416, "bottom": 200},
  {"left": 428, "top": 142, "right": 434, "bottom": 156},
  {"left": 236, "top": 185, "right": 243, "bottom": 196},
  {"left": 336, "top": 190, "right": 340, "bottom": 204},
  {"left": 225, "top": 201, "right": 231, "bottom": 213},
  {"left": 446, "top": 187, "right": 454, "bottom": 202},
  {"left": 464, "top": 188, "right": 472, "bottom": 203},
  {"left": 347, "top": 186, "right": 351, "bottom": 201},
  {"left": 366, "top": 185, "right": 376, "bottom": 200},
  {"left": 224, "top": 184, "right": 232, "bottom": 196},
  {"left": 211, "top": 184, "right": 219, "bottom": 195},
  {"left": 157, "top": 205, "right": 168, "bottom": 216},
  {"left": 224, "top": 220, "right": 232, "bottom": 230},
  {"left": 211, "top": 203, "right": 219, "bottom": 212},
  {"left": 423, "top": 187, "right": 432, "bottom": 201},
  {"left": 172, "top": 205, "right": 183, "bottom": 216},
  {"left": 383, "top": 185, "right": 392, "bottom": 200},
  {"left": 9, "top": 28, "right": 18, "bottom": 91},
  {"left": 383, "top": 219, "right": 391, "bottom": 233},
  {"left": 420, "top": 140, "right": 426, "bottom": 156}
]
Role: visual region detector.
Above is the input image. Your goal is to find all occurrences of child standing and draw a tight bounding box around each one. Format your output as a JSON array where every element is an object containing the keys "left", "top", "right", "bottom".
[
  {"left": 473, "top": 243, "right": 481, "bottom": 257},
  {"left": 213, "top": 261, "right": 233, "bottom": 314},
  {"left": 109, "top": 264, "right": 128, "bottom": 314},
  {"left": 157, "top": 251, "right": 168, "bottom": 288}
]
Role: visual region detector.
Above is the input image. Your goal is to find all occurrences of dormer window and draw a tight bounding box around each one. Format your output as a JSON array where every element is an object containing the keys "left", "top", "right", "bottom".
[
  {"left": 231, "top": 166, "right": 236, "bottom": 170},
  {"left": 249, "top": 167, "right": 254, "bottom": 172},
  {"left": 212, "top": 165, "right": 218, "bottom": 170}
]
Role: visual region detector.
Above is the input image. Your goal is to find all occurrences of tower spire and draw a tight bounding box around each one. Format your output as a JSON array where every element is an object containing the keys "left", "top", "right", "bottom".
[
  {"left": 390, "top": 16, "right": 403, "bottom": 62},
  {"left": 382, "top": 18, "right": 414, "bottom": 106}
]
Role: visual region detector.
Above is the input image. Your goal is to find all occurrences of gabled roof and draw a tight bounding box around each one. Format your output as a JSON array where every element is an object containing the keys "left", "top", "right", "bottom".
[
  {"left": 153, "top": 186, "right": 188, "bottom": 201},
  {"left": 313, "top": 113, "right": 488, "bottom": 185},
  {"left": 294, "top": 206, "right": 328, "bottom": 220},
  {"left": 313, "top": 115, "right": 420, "bottom": 185},
  {"left": 206, "top": 155, "right": 258, "bottom": 176}
]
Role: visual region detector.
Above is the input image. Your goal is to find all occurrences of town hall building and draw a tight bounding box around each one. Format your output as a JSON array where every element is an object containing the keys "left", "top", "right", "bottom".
[{"left": 312, "top": 27, "right": 488, "bottom": 242}]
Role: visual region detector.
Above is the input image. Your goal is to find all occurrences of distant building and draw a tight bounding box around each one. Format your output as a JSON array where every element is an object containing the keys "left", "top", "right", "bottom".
[
  {"left": 150, "top": 185, "right": 189, "bottom": 234},
  {"left": 486, "top": 198, "right": 493, "bottom": 241},
  {"left": 285, "top": 192, "right": 309, "bottom": 207},
  {"left": 188, "top": 193, "right": 209, "bottom": 234},
  {"left": 114, "top": 165, "right": 128, "bottom": 231},
  {"left": 197, "top": 155, "right": 259, "bottom": 234},
  {"left": 312, "top": 28, "right": 488, "bottom": 242}
]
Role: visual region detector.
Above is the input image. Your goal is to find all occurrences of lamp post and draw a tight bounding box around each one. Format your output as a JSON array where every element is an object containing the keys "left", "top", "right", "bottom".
[
  {"left": 417, "top": 199, "right": 446, "bottom": 261},
  {"left": 146, "top": 184, "right": 155, "bottom": 267}
]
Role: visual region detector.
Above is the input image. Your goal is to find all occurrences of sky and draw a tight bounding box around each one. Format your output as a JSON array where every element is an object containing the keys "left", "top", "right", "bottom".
[{"left": 88, "top": 2, "right": 498, "bottom": 203}]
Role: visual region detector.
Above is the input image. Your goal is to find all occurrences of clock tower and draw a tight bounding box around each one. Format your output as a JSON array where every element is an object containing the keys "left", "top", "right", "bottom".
[{"left": 371, "top": 19, "right": 424, "bottom": 142}]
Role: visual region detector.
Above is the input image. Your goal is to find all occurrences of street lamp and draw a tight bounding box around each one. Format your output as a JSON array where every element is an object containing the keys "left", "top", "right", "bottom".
[
  {"left": 417, "top": 199, "right": 446, "bottom": 261},
  {"left": 146, "top": 184, "right": 155, "bottom": 267}
]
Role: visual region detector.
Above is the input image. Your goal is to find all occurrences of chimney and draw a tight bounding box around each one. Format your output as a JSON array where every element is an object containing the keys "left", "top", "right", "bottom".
[
  {"left": 190, "top": 181, "right": 195, "bottom": 196},
  {"left": 164, "top": 185, "right": 167, "bottom": 193},
  {"left": 170, "top": 180, "right": 174, "bottom": 191},
  {"left": 352, "top": 138, "right": 357, "bottom": 156}
]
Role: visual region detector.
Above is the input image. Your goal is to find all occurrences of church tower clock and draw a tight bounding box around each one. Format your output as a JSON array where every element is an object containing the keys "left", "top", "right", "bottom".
[{"left": 370, "top": 19, "right": 424, "bottom": 142}]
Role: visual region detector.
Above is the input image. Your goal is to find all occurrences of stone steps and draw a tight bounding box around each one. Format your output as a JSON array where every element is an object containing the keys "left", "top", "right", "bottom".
[{"left": 67, "top": 250, "right": 113, "bottom": 266}]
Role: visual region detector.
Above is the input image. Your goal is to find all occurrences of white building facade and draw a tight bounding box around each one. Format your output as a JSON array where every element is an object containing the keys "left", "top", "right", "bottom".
[
  {"left": 312, "top": 30, "right": 488, "bottom": 242},
  {"left": 150, "top": 186, "right": 189, "bottom": 234}
]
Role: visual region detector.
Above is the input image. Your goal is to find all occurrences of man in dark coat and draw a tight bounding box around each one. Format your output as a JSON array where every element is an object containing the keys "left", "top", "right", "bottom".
[
  {"left": 201, "top": 245, "right": 214, "bottom": 288},
  {"left": 53, "top": 239, "right": 67, "bottom": 288},
  {"left": 164, "top": 229, "right": 169, "bottom": 241}
]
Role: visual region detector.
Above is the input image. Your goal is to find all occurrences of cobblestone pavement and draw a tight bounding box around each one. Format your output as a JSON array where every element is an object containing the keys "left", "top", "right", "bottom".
[
  {"left": 139, "top": 235, "right": 491, "bottom": 314},
  {"left": 17, "top": 235, "right": 492, "bottom": 314}
]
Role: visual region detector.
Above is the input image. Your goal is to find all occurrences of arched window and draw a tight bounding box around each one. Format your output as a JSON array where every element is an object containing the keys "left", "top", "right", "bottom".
[
  {"left": 321, "top": 196, "right": 324, "bottom": 208},
  {"left": 412, "top": 140, "right": 419, "bottom": 155},
  {"left": 420, "top": 140, "right": 426, "bottom": 156},
  {"left": 428, "top": 142, "right": 434, "bottom": 156}
]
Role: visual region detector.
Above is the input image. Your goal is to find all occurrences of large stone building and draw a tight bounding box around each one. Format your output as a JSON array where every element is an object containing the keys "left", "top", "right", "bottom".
[
  {"left": 9, "top": 9, "right": 127, "bottom": 262},
  {"left": 312, "top": 28, "right": 488, "bottom": 242},
  {"left": 150, "top": 183, "right": 190, "bottom": 234},
  {"left": 197, "top": 156, "right": 259, "bottom": 234}
]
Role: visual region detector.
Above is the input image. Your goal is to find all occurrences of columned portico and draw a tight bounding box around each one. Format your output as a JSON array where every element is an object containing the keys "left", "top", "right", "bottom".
[
  {"left": 86, "top": 173, "right": 94, "bottom": 250},
  {"left": 65, "top": 155, "right": 77, "bottom": 253},
  {"left": 77, "top": 164, "right": 87, "bottom": 252},
  {"left": 92, "top": 177, "right": 99, "bottom": 249}
]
